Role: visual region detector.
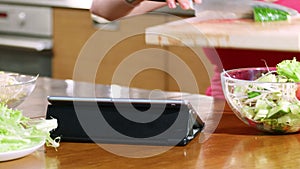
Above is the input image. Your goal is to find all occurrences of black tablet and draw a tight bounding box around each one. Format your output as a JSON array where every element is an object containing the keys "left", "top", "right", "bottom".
[{"left": 46, "top": 96, "right": 204, "bottom": 146}]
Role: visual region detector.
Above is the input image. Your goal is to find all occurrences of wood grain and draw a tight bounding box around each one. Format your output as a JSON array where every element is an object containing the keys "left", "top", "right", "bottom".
[{"left": 52, "top": 8, "right": 97, "bottom": 79}]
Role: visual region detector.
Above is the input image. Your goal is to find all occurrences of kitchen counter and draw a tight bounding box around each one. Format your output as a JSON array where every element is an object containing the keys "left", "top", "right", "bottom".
[{"left": 1, "top": 77, "right": 300, "bottom": 168}]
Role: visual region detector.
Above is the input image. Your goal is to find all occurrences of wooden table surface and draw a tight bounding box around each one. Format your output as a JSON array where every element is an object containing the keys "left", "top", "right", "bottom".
[{"left": 1, "top": 77, "right": 300, "bottom": 169}]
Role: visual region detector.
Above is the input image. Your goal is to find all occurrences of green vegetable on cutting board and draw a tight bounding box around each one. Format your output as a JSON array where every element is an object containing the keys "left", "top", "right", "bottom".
[{"left": 253, "top": 6, "right": 290, "bottom": 22}]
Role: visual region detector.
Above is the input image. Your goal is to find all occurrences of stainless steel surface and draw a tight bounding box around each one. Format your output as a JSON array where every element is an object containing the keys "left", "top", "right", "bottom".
[
  {"left": 0, "top": 35, "right": 52, "bottom": 51},
  {"left": 154, "top": 5, "right": 195, "bottom": 16},
  {"left": 150, "top": 0, "right": 194, "bottom": 11},
  {"left": 195, "top": 0, "right": 252, "bottom": 19},
  {"left": 0, "top": 4, "right": 52, "bottom": 37},
  {"left": 0, "top": 0, "right": 92, "bottom": 9},
  {"left": 0, "top": 4, "right": 52, "bottom": 50},
  {"left": 0, "top": 4, "right": 53, "bottom": 76}
]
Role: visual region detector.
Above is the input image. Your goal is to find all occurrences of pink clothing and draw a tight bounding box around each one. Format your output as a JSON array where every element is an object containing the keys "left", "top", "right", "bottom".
[
  {"left": 272, "top": 0, "right": 300, "bottom": 12},
  {"left": 205, "top": 49, "right": 300, "bottom": 99},
  {"left": 202, "top": 48, "right": 224, "bottom": 99},
  {"left": 205, "top": 1, "right": 300, "bottom": 99}
]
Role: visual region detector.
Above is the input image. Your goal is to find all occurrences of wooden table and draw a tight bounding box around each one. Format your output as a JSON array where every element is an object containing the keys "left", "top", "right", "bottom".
[{"left": 1, "top": 77, "right": 300, "bottom": 169}]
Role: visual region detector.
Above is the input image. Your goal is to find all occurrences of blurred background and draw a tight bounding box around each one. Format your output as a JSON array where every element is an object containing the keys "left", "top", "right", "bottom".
[{"left": 0, "top": 0, "right": 213, "bottom": 95}]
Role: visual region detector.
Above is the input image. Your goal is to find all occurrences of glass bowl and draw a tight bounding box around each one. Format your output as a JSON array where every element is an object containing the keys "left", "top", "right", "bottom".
[
  {"left": 0, "top": 72, "right": 38, "bottom": 108},
  {"left": 221, "top": 67, "right": 300, "bottom": 134}
]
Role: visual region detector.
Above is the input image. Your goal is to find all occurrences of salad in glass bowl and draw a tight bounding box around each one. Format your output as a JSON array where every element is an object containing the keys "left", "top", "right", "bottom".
[
  {"left": 0, "top": 72, "right": 38, "bottom": 108},
  {"left": 221, "top": 58, "right": 300, "bottom": 133}
]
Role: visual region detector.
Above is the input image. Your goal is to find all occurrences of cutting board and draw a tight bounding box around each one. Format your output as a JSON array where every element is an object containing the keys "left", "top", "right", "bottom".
[{"left": 145, "top": 15, "right": 300, "bottom": 51}]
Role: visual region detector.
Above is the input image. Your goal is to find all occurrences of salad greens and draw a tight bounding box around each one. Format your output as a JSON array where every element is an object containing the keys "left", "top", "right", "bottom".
[
  {"left": 0, "top": 103, "right": 59, "bottom": 152},
  {"left": 253, "top": 6, "right": 290, "bottom": 22},
  {"left": 277, "top": 57, "right": 300, "bottom": 82},
  {"left": 230, "top": 57, "right": 300, "bottom": 133}
]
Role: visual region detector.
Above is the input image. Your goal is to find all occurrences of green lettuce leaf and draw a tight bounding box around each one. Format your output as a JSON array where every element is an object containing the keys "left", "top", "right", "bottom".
[
  {"left": 276, "top": 57, "right": 300, "bottom": 82},
  {"left": 0, "top": 103, "right": 59, "bottom": 152}
]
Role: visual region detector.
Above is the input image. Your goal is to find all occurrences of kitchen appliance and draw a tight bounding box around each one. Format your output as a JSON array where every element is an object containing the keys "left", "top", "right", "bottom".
[{"left": 0, "top": 4, "right": 53, "bottom": 76}]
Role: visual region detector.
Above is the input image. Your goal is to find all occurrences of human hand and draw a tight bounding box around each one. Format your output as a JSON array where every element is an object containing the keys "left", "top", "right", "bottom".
[{"left": 166, "top": 0, "right": 202, "bottom": 10}]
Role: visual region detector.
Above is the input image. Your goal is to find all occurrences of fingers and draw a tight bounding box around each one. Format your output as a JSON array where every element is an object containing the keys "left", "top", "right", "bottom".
[
  {"left": 166, "top": 0, "right": 202, "bottom": 10},
  {"left": 194, "top": 0, "right": 202, "bottom": 3},
  {"left": 177, "top": 0, "right": 192, "bottom": 9},
  {"left": 166, "top": 0, "right": 177, "bottom": 9}
]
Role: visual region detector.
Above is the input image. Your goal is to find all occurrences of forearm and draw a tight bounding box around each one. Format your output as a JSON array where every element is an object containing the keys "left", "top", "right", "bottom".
[{"left": 90, "top": 0, "right": 166, "bottom": 21}]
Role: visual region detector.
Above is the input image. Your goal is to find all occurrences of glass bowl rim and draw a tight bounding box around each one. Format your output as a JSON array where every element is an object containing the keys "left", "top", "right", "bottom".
[
  {"left": 0, "top": 73, "right": 39, "bottom": 87},
  {"left": 219, "top": 67, "right": 296, "bottom": 83}
]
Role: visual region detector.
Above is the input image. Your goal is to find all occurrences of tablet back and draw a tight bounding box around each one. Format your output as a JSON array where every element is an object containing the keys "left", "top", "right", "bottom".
[{"left": 46, "top": 96, "right": 204, "bottom": 146}]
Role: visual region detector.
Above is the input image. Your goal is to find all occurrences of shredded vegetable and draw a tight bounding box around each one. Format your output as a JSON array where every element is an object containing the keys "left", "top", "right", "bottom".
[
  {"left": 228, "top": 57, "right": 300, "bottom": 133},
  {"left": 0, "top": 72, "right": 38, "bottom": 108},
  {"left": 0, "top": 103, "right": 60, "bottom": 152}
]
